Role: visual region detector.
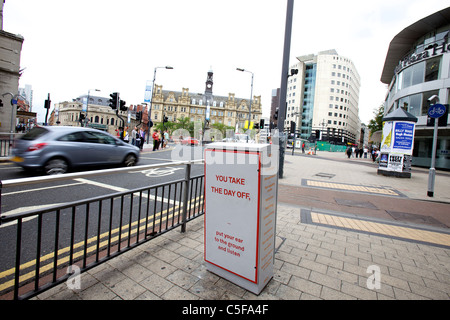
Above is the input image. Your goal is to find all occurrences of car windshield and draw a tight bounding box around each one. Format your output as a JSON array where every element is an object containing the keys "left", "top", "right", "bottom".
[{"left": 20, "top": 127, "right": 49, "bottom": 140}]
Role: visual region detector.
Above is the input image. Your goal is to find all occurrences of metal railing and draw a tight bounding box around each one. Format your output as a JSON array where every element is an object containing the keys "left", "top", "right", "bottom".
[{"left": 0, "top": 160, "right": 204, "bottom": 300}]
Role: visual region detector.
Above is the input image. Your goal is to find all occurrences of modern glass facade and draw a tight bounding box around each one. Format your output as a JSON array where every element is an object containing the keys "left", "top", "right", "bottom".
[
  {"left": 301, "top": 64, "right": 316, "bottom": 139},
  {"left": 381, "top": 8, "right": 450, "bottom": 170}
]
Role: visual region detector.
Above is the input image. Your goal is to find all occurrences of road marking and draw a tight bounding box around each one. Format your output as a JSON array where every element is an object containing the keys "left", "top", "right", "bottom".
[
  {"left": 0, "top": 195, "right": 203, "bottom": 293},
  {"left": 132, "top": 167, "right": 184, "bottom": 177},
  {"left": 1, "top": 182, "right": 85, "bottom": 196},
  {"left": 0, "top": 204, "right": 65, "bottom": 228},
  {"left": 74, "top": 178, "right": 180, "bottom": 206}
]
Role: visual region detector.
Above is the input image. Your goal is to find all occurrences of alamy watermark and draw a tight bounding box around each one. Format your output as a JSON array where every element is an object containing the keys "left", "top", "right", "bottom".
[
  {"left": 169, "top": 126, "right": 281, "bottom": 177},
  {"left": 366, "top": 265, "right": 381, "bottom": 290},
  {"left": 66, "top": 265, "right": 81, "bottom": 291}
]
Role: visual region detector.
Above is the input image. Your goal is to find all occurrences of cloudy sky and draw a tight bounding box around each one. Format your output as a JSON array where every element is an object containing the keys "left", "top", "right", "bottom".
[{"left": 3, "top": 0, "right": 448, "bottom": 124}]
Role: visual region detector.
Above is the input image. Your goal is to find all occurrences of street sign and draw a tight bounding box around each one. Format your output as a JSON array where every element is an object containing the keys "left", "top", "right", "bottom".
[{"left": 428, "top": 104, "right": 446, "bottom": 118}]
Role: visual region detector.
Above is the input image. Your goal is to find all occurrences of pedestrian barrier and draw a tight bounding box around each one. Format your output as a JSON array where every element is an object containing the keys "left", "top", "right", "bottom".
[{"left": 0, "top": 161, "right": 204, "bottom": 300}]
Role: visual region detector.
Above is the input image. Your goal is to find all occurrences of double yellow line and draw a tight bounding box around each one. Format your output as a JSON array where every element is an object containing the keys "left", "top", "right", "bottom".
[{"left": 0, "top": 195, "right": 203, "bottom": 294}]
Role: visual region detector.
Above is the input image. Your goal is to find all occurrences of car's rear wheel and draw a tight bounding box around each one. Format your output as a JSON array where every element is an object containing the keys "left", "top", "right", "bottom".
[
  {"left": 123, "top": 154, "right": 137, "bottom": 167},
  {"left": 44, "top": 158, "right": 68, "bottom": 175}
]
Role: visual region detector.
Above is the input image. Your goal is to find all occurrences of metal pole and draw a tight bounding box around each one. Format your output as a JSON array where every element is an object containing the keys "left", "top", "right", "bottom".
[
  {"left": 427, "top": 119, "right": 439, "bottom": 197},
  {"left": 181, "top": 162, "right": 191, "bottom": 233},
  {"left": 277, "top": 0, "right": 294, "bottom": 178},
  {"left": 147, "top": 68, "right": 157, "bottom": 144}
]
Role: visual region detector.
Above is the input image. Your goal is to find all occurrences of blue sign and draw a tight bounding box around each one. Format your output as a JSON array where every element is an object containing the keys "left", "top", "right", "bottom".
[
  {"left": 393, "top": 122, "right": 415, "bottom": 151},
  {"left": 428, "top": 104, "right": 446, "bottom": 119}
]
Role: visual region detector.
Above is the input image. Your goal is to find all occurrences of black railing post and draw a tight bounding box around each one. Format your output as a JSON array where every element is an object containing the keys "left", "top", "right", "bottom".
[
  {"left": 181, "top": 162, "right": 191, "bottom": 233},
  {"left": 0, "top": 180, "right": 2, "bottom": 226}
]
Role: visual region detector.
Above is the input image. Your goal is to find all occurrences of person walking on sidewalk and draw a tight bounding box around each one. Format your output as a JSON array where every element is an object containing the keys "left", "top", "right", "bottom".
[
  {"left": 152, "top": 130, "right": 160, "bottom": 151},
  {"left": 346, "top": 147, "right": 352, "bottom": 159}
]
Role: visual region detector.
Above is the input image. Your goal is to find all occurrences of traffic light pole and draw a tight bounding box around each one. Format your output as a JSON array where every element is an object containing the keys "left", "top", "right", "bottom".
[{"left": 277, "top": 0, "right": 294, "bottom": 178}]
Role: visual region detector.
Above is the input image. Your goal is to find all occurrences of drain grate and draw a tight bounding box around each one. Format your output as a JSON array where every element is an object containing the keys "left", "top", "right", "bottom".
[
  {"left": 386, "top": 211, "right": 447, "bottom": 229},
  {"left": 335, "top": 198, "right": 378, "bottom": 209}
]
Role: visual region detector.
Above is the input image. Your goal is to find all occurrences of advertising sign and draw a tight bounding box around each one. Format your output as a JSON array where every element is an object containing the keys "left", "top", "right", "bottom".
[
  {"left": 392, "top": 122, "right": 415, "bottom": 155},
  {"left": 204, "top": 143, "right": 277, "bottom": 294},
  {"left": 378, "top": 119, "right": 416, "bottom": 177},
  {"left": 205, "top": 150, "right": 260, "bottom": 282}
]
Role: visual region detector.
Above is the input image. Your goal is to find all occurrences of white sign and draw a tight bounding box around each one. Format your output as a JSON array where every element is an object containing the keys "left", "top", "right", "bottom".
[
  {"left": 205, "top": 149, "right": 260, "bottom": 282},
  {"left": 204, "top": 143, "right": 277, "bottom": 294}
]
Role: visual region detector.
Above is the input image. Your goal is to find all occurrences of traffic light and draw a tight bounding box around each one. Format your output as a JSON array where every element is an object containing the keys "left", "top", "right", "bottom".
[
  {"left": 109, "top": 92, "right": 118, "bottom": 109},
  {"left": 260, "top": 119, "right": 265, "bottom": 129},
  {"left": 44, "top": 99, "right": 51, "bottom": 109},
  {"left": 119, "top": 100, "right": 127, "bottom": 111},
  {"left": 163, "top": 115, "right": 169, "bottom": 123},
  {"left": 290, "top": 121, "right": 296, "bottom": 134},
  {"left": 136, "top": 111, "right": 142, "bottom": 121},
  {"left": 274, "top": 109, "right": 278, "bottom": 120},
  {"left": 79, "top": 112, "right": 86, "bottom": 121},
  {"left": 254, "top": 123, "right": 260, "bottom": 130},
  {"left": 290, "top": 69, "right": 299, "bottom": 76}
]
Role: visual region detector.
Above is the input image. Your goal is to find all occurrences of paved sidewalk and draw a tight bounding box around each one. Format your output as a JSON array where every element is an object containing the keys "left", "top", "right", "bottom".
[{"left": 35, "top": 151, "right": 450, "bottom": 301}]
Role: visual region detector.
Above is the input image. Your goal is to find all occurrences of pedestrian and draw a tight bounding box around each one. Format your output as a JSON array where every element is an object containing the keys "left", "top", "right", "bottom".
[
  {"left": 363, "top": 146, "right": 368, "bottom": 159},
  {"left": 346, "top": 147, "right": 352, "bottom": 159},
  {"left": 302, "top": 142, "right": 305, "bottom": 154},
  {"left": 139, "top": 128, "right": 145, "bottom": 150},
  {"left": 160, "top": 130, "right": 165, "bottom": 149},
  {"left": 152, "top": 129, "right": 160, "bottom": 151},
  {"left": 164, "top": 130, "right": 169, "bottom": 148},
  {"left": 131, "top": 127, "right": 137, "bottom": 146},
  {"left": 359, "top": 147, "right": 363, "bottom": 158},
  {"left": 351, "top": 146, "right": 355, "bottom": 158}
]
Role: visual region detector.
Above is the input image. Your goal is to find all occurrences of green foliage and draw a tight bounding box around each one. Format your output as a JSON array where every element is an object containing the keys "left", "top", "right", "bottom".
[{"left": 368, "top": 104, "right": 384, "bottom": 135}]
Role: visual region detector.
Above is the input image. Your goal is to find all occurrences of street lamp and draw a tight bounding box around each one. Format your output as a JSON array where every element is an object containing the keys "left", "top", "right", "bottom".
[
  {"left": 86, "top": 89, "right": 100, "bottom": 127},
  {"left": 236, "top": 68, "right": 254, "bottom": 142},
  {"left": 147, "top": 66, "right": 173, "bottom": 144}
]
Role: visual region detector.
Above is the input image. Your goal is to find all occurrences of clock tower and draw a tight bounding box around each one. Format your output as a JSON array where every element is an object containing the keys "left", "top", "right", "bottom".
[{"left": 205, "top": 69, "right": 213, "bottom": 97}]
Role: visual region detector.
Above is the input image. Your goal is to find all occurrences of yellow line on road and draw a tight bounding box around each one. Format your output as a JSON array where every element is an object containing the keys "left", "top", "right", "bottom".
[{"left": 0, "top": 196, "right": 203, "bottom": 293}]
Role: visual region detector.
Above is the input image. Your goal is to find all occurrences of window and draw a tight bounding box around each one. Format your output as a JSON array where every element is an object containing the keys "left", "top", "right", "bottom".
[{"left": 425, "top": 56, "right": 441, "bottom": 82}]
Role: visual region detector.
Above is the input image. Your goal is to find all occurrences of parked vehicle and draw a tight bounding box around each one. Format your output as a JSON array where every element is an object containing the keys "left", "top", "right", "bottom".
[
  {"left": 10, "top": 126, "right": 140, "bottom": 175},
  {"left": 181, "top": 137, "right": 199, "bottom": 146}
]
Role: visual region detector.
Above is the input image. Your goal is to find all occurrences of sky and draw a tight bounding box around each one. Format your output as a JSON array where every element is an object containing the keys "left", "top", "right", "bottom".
[{"left": 3, "top": 0, "right": 449, "bottom": 124}]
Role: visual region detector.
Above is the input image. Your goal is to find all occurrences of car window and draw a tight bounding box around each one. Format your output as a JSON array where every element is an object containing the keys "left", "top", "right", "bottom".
[
  {"left": 58, "top": 132, "right": 86, "bottom": 142},
  {"left": 87, "top": 131, "right": 116, "bottom": 145},
  {"left": 20, "top": 127, "right": 49, "bottom": 140}
]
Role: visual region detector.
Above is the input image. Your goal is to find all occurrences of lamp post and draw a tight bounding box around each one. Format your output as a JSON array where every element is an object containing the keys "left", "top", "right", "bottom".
[
  {"left": 236, "top": 68, "right": 254, "bottom": 140},
  {"left": 86, "top": 88, "right": 100, "bottom": 127},
  {"left": 147, "top": 66, "right": 173, "bottom": 144}
]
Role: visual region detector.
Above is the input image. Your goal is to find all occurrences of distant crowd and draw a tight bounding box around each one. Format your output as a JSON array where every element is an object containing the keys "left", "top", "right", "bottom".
[{"left": 346, "top": 146, "right": 380, "bottom": 162}]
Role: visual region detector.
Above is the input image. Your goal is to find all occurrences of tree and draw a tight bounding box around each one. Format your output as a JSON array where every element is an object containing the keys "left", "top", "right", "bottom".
[
  {"left": 211, "top": 123, "right": 234, "bottom": 136},
  {"left": 368, "top": 104, "right": 384, "bottom": 135}
]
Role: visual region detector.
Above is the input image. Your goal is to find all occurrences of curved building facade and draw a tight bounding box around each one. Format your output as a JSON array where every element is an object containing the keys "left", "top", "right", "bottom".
[{"left": 381, "top": 7, "right": 450, "bottom": 169}]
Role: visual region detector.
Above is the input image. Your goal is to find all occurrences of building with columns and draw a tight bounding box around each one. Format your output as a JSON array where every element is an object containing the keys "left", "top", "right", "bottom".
[{"left": 149, "top": 70, "right": 262, "bottom": 130}]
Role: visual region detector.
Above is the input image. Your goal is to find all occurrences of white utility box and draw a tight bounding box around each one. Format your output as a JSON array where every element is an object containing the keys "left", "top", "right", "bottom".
[{"left": 204, "top": 142, "right": 278, "bottom": 294}]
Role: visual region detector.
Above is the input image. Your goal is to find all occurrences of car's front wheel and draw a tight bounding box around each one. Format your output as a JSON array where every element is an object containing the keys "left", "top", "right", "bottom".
[
  {"left": 44, "top": 158, "right": 68, "bottom": 175},
  {"left": 123, "top": 154, "right": 137, "bottom": 167}
]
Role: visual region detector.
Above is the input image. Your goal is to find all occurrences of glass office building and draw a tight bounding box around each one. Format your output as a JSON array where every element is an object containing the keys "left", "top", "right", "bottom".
[{"left": 381, "top": 7, "right": 450, "bottom": 170}]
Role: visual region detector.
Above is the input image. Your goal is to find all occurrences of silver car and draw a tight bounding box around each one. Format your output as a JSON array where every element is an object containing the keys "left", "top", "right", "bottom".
[{"left": 10, "top": 126, "right": 140, "bottom": 175}]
